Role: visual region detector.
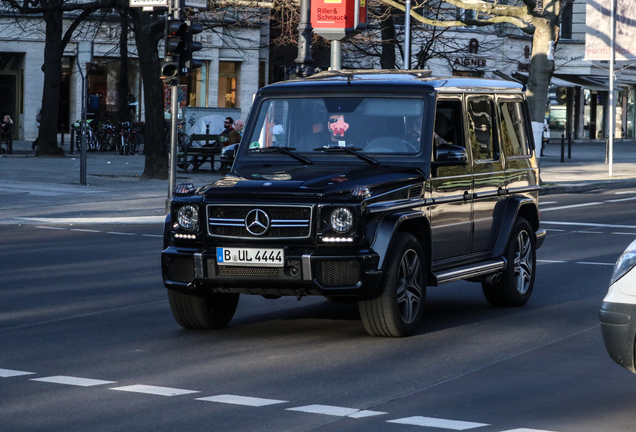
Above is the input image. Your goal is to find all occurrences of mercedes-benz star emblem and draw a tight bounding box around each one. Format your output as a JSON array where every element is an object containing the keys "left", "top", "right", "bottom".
[{"left": 245, "top": 209, "right": 270, "bottom": 236}]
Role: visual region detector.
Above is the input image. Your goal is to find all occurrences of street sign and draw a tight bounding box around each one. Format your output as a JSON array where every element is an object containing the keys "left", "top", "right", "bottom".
[
  {"left": 129, "top": 0, "right": 169, "bottom": 7},
  {"left": 310, "top": 0, "right": 367, "bottom": 41}
]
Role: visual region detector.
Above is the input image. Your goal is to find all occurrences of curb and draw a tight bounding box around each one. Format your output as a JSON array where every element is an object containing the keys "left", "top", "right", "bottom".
[{"left": 540, "top": 178, "right": 636, "bottom": 195}]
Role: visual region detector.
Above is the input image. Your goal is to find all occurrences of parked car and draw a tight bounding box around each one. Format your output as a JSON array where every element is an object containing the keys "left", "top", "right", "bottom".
[
  {"left": 600, "top": 239, "right": 636, "bottom": 372},
  {"left": 161, "top": 70, "right": 546, "bottom": 337}
]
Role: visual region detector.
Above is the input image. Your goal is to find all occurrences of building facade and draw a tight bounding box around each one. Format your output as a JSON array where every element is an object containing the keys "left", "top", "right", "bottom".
[{"left": 0, "top": 7, "right": 269, "bottom": 142}]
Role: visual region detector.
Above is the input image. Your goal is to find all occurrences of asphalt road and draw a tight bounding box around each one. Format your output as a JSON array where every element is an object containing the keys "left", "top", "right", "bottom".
[{"left": 2, "top": 187, "right": 636, "bottom": 432}]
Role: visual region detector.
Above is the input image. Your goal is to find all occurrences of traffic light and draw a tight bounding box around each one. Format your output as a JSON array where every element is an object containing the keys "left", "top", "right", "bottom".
[
  {"left": 165, "top": 19, "right": 188, "bottom": 58},
  {"left": 178, "top": 21, "right": 203, "bottom": 74}
]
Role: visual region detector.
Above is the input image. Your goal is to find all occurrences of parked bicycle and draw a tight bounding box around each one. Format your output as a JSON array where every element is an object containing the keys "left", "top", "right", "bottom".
[
  {"left": 117, "top": 121, "right": 140, "bottom": 155},
  {"left": 97, "top": 122, "right": 116, "bottom": 151},
  {"left": 73, "top": 119, "right": 99, "bottom": 152}
]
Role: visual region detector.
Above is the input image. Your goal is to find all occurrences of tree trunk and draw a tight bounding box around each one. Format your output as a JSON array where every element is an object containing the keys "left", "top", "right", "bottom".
[
  {"left": 380, "top": 6, "right": 396, "bottom": 69},
  {"left": 131, "top": 9, "right": 168, "bottom": 180},
  {"left": 119, "top": 11, "right": 131, "bottom": 123},
  {"left": 526, "top": 21, "right": 556, "bottom": 124},
  {"left": 37, "top": 7, "right": 65, "bottom": 156}
]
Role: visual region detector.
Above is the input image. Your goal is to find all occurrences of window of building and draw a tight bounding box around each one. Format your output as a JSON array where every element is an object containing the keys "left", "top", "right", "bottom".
[
  {"left": 560, "top": 2, "right": 573, "bottom": 39},
  {"left": 218, "top": 61, "right": 240, "bottom": 108}
]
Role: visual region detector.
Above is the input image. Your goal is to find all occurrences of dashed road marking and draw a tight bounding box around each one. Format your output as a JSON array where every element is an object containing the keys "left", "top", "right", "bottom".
[
  {"left": 541, "top": 221, "right": 636, "bottom": 229},
  {"left": 540, "top": 202, "right": 603, "bottom": 212},
  {"left": 287, "top": 404, "right": 387, "bottom": 418},
  {"left": 576, "top": 262, "right": 614, "bottom": 266},
  {"left": 537, "top": 260, "right": 567, "bottom": 264},
  {"left": 110, "top": 384, "right": 199, "bottom": 396},
  {"left": 31, "top": 376, "right": 116, "bottom": 387},
  {"left": 500, "top": 429, "right": 558, "bottom": 432},
  {"left": 0, "top": 368, "right": 35, "bottom": 378},
  {"left": 387, "top": 416, "right": 489, "bottom": 429},
  {"left": 196, "top": 394, "right": 288, "bottom": 407}
]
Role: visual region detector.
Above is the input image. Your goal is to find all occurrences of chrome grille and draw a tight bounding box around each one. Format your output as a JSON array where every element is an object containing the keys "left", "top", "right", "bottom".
[{"left": 207, "top": 205, "right": 312, "bottom": 239}]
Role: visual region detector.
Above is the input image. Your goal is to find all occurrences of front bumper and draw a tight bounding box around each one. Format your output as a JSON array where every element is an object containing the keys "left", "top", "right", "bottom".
[
  {"left": 162, "top": 246, "right": 382, "bottom": 297},
  {"left": 599, "top": 301, "right": 636, "bottom": 373}
]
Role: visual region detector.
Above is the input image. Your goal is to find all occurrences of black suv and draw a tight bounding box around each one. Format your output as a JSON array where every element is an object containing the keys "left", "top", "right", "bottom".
[{"left": 162, "top": 70, "right": 546, "bottom": 337}]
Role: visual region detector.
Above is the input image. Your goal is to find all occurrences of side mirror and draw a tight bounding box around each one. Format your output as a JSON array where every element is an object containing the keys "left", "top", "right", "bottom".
[{"left": 432, "top": 143, "right": 468, "bottom": 167}]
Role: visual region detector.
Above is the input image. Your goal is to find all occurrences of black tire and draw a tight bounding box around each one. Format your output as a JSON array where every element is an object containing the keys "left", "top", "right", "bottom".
[
  {"left": 358, "top": 232, "right": 426, "bottom": 337},
  {"left": 482, "top": 217, "right": 536, "bottom": 307},
  {"left": 168, "top": 290, "right": 239, "bottom": 329}
]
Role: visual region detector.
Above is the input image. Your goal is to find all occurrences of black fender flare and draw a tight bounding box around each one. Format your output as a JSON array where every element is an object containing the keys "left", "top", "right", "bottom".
[
  {"left": 491, "top": 196, "right": 540, "bottom": 258},
  {"left": 370, "top": 211, "right": 430, "bottom": 271}
]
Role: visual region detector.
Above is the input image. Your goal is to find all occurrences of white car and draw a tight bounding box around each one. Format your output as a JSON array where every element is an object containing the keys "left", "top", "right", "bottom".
[{"left": 600, "top": 239, "right": 636, "bottom": 372}]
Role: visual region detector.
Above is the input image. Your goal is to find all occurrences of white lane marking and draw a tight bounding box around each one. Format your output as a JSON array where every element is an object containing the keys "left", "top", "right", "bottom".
[
  {"left": 606, "top": 197, "right": 636, "bottom": 203},
  {"left": 572, "top": 231, "right": 603, "bottom": 234},
  {"left": 538, "top": 201, "right": 558, "bottom": 205},
  {"left": 31, "top": 376, "right": 116, "bottom": 387},
  {"left": 540, "top": 202, "right": 602, "bottom": 212},
  {"left": 106, "top": 231, "right": 137, "bottom": 236},
  {"left": 387, "top": 416, "right": 489, "bottom": 429},
  {"left": 35, "top": 226, "right": 66, "bottom": 230},
  {"left": 544, "top": 228, "right": 566, "bottom": 232},
  {"left": 537, "top": 260, "right": 567, "bottom": 263},
  {"left": 501, "top": 429, "right": 558, "bottom": 432},
  {"left": 0, "top": 368, "right": 36, "bottom": 378},
  {"left": 576, "top": 262, "right": 615, "bottom": 266},
  {"left": 70, "top": 228, "right": 101, "bottom": 233},
  {"left": 110, "top": 384, "right": 199, "bottom": 396},
  {"left": 542, "top": 221, "right": 636, "bottom": 229},
  {"left": 615, "top": 190, "right": 636, "bottom": 195},
  {"left": 18, "top": 216, "right": 165, "bottom": 224},
  {"left": 196, "top": 394, "right": 288, "bottom": 407},
  {"left": 613, "top": 232, "right": 636, "bottom": 236},
  {"left": 141, "top": 234, "right": 163, "bottom": 238},
  {"left": 286, "top": 404, "right": 386, "bottom": 418}
]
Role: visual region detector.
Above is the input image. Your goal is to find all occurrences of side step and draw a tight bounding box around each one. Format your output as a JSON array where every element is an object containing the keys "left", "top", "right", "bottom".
[{"left": 432, "top": 259, "right": 506, "bottom": 285}]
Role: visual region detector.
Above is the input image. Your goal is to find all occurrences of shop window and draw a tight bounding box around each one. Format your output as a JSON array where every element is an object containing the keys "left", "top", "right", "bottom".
[{"left": 218, "top": 61, "right": 240, "bottom": 108}]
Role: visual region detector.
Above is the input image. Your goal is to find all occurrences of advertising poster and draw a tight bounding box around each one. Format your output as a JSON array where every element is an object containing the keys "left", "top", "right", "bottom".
[{"left": 585, "top": 0, "right": 636, "bottom": 61}]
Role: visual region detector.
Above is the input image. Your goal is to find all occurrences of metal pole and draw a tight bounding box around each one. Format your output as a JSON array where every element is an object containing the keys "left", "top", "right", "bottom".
[
  {"left": 294, "top": 0, "right": 314, "bottom": 77},
  {"left": 167, "top": 0, "right": 180, "bottom": 211},
  {"left": 331, "top": 40, "right": 341, "bottom": 70},
  {"left": 404, "top": 0, "right": 411, "bottom": 69},
  {"left": 609, "top": 0, "right": 615, "bottom": 177},
  {"left": 78, "top": 62, "right": 87, "bottom": 185}
]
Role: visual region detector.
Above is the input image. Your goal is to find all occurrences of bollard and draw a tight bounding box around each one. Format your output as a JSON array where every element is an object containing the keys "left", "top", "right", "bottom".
[
  {"left": 70, "top": 125, "right": 74, "bottom": 155},
  {"left": 568, "top": 132, "right": 572, "bottom": 159},
  {"left": 560, "top": 133, "right": 565, "bottom": 163},
  {"left": 60, "top": 127, "right": 65, "bottom": 150},
  {"left": 605, "top": 135, "right": 609, "bottom": 164}
]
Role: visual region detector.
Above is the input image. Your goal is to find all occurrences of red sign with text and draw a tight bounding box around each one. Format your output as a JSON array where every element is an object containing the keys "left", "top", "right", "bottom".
[{"left": 311, "top": 0, "right": 366, "bottom": 33}]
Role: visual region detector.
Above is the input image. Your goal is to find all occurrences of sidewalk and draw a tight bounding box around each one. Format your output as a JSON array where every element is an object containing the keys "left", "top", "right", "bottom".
[
  {"left": 1, "top": 138, "right": 635, "bottom": 222},
  {"left": 539, "top": 138, "right": 636, "bottom": 194}
]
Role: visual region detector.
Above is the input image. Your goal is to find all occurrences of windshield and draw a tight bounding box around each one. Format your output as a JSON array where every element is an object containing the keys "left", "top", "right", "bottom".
[{"left": 245, "top": 97, "right": 425, "bottom": 156}]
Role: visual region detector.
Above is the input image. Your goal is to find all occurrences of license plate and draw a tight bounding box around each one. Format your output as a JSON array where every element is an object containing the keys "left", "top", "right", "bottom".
[{"left": 216, "top": 247, "right": 284, "bottom": 267}]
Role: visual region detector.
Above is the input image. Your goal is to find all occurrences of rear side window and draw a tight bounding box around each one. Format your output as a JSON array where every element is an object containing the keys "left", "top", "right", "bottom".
[
  {"left": 498, "top": 101, "right": 531, "bottom": 157},
  {"left": 467, "top": 96, "right": 498, "bottom": 161}
]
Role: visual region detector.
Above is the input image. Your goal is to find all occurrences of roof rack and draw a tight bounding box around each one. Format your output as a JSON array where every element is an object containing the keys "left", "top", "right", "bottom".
[{"left": 305, "top": 69, "right": 432, "bottom": 80}]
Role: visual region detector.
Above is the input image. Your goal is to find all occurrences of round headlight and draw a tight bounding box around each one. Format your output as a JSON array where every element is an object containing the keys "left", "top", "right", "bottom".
[
  {"left": 330, "top": 207, "right": 353, "bottom": 233},
  {"left": 177, "top": 205, "right": 199, "bottom": 231}
]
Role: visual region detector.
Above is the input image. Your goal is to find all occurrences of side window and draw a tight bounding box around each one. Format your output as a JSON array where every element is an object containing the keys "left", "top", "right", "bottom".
[
  {"left": 498, "top": 101, "right": 531, "bottom": 157},
  {"left": 434, "top": 100, "right": 464, "bottom": 149},
  {"left": 467, "top": 96, "right": 498, "bottom": 161}
]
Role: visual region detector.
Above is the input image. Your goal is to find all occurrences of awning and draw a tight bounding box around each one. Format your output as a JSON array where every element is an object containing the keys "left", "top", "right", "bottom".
[{"left": 552, "top": 75, "right": 610, "bottom": 91}]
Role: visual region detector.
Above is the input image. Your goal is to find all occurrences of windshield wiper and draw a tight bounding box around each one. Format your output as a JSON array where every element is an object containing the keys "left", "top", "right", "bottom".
[
  {"left": 258, "top": 146, "right": 313, "bottom": 165},
  {"left": 313, "top": 146, "right": 379, "bottom": 165}
]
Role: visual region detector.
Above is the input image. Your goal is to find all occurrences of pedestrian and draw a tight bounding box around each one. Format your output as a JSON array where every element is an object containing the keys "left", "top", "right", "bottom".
[
  {"left": 220, "top": 117, "right": 241, "bottom": 146},
  {"left": 234, "top": 120, "right": 244, "bottom": 137},
  {"left": 1, "top": 115, "right": 13, "bottom": 154}
]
